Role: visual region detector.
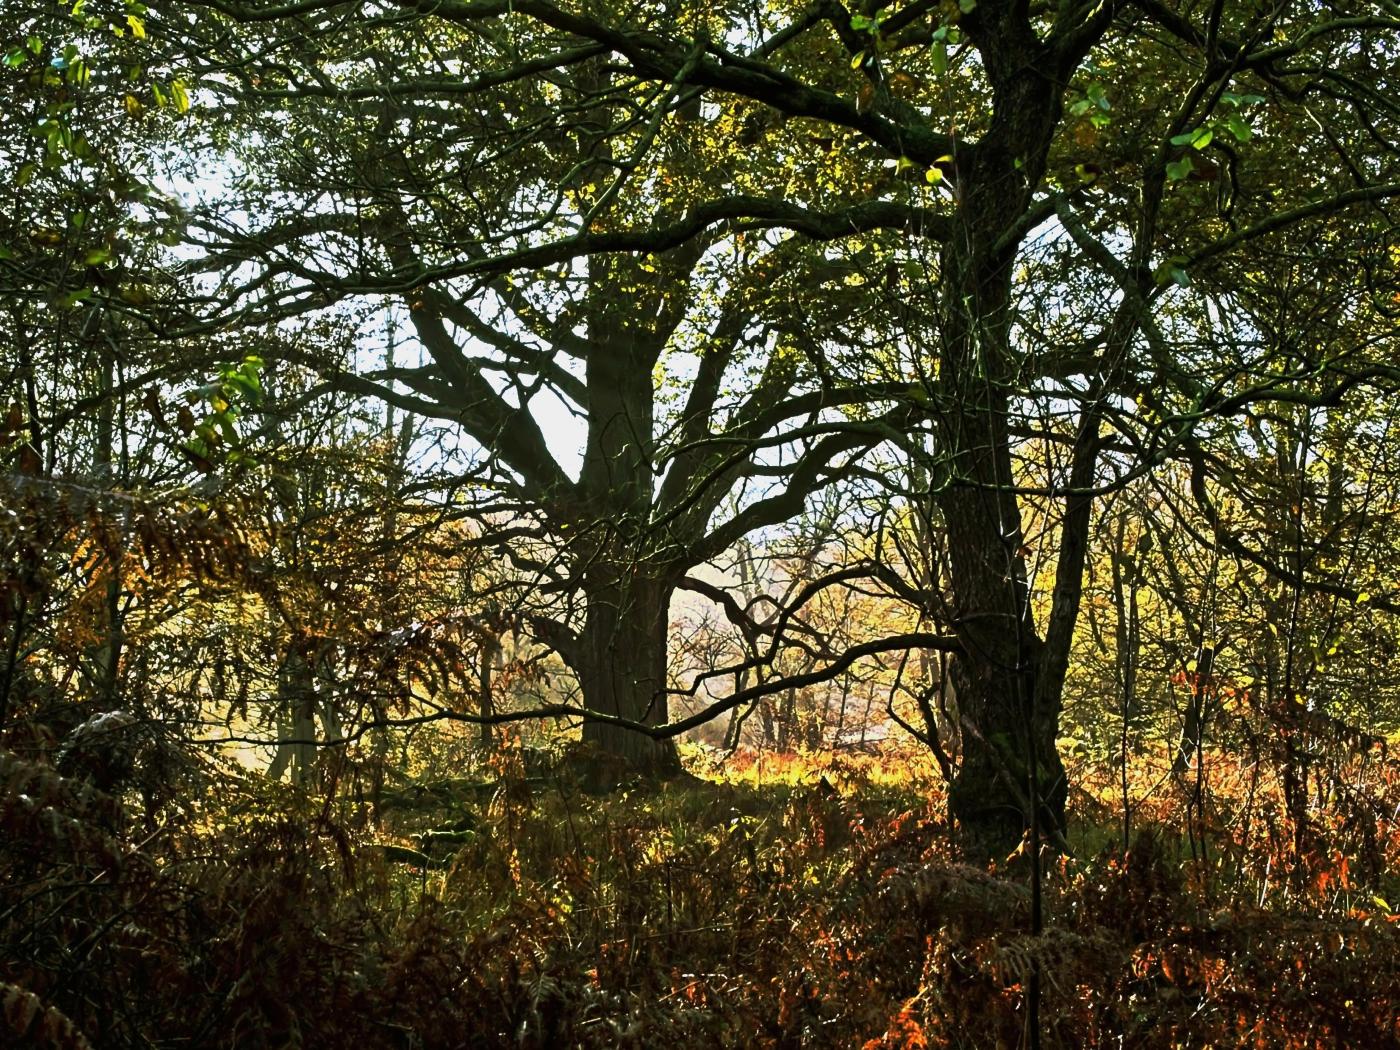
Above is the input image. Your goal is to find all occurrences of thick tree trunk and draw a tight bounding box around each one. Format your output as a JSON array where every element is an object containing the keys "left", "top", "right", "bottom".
[
  {"left": 570, "top": 275, "right": 685, "bottom": 779},
  {"left": 939, "top": 457, "right": 1068, "bottom": 863},
  {"left": 935, "top": 235, "right": 1070, "bottom": 860},
  {"left": 576, "top": 569, "right": 680, "bottom": 779},
  {"left": 930, "top": 24, "right": 1075, "bottom": 862}
]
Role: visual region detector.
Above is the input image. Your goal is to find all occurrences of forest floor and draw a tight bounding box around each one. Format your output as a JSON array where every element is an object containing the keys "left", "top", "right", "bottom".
[{"left": 4, "top": 741, "right": 1400, "bottom": 1049}]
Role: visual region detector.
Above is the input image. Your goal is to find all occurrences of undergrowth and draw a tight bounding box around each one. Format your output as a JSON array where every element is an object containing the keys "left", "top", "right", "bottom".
[{"left": 2, "top": 739, "right": 1398, "bottom": 1049}]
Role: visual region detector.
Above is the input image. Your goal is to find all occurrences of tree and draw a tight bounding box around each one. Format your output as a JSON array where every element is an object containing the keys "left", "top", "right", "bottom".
[
  {"left": 1, "top": 0, "right": 218, "bottom": 736},
  {"left": 148, "top": 5, "right": 947, "bottom": 779},
  {"left": 142, "top": 0, "right": 1400, "bottom": 856}
]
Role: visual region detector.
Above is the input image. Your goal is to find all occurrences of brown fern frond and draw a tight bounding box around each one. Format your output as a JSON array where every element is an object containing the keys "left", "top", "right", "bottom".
[{"left": 0, "top": 982, "right": 95, "bottom": 1050}]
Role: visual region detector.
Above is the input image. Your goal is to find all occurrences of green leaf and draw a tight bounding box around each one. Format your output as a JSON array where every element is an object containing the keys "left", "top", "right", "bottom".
[
  {"left": 226, "top": 377, "right": 257, "bottom": 402},
  {"left": 1227, "top": 114, "right": 1253, "bottom": 142},
  {"left": 1165, "top": 156, "right": 1193, "bottom": 181},
  {"left": 932, "top": 40, "right": 948, "bottom": 75},
  {"left": 216, "top": 412, "right": 240, "bottom": 445},
  {"left": 958, "top": 0, "right": 977, "bottom": 12}
]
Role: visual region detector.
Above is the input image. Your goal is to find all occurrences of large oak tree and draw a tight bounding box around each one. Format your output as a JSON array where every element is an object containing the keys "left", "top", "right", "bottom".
[{"left": 148, "top": 0, "right": 1400, "bottom": 856}]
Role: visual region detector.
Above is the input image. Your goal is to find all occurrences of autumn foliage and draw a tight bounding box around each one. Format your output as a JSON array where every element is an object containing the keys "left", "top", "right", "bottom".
[{"left": 2, "top": 726, "right": 1398, "bottom": 1049}]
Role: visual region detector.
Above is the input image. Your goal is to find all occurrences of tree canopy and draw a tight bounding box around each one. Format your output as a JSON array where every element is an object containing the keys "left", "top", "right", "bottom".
[{"left": 80, "top": 0, "right": 1393, "bottom": 852}]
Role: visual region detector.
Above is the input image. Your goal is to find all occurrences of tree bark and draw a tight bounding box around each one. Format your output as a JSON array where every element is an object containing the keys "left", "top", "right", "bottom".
[
  {"left": 933, "top": 20, "right": 1074, "bottom": 861},
  {"left": 569, "top": 280, "right": 685, "bottom": 776},
  {"left": 576, "top": 567, "right": 681, "bottom": 778}
]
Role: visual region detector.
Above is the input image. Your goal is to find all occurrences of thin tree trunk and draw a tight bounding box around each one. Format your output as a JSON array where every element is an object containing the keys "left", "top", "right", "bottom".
[
  {"left": 1174, "top": 644, "right": 1214, "bottom": 774},
  {"left": 269, "top": 647, "right": 317, "bottom": 786},
  {"left": 93, "top": 336, "right": 125, "bottom": 710},
  {"left": 478, "top": 627, "right": 498, "bottom": 749}
]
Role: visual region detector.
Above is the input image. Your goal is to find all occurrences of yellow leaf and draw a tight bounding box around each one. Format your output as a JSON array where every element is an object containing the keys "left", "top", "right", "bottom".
[
  {"left": 171, "top": 79, "right": 191, "bottom": 114},
  {"left": 127, "top": 14, "right": 146, "bottom": 38},
  {"left": 1357, "top": 592, "right": 1371, "bottom": 604},
  {"left": 124, "top": 93, "right": 142, "bottom": 117}
]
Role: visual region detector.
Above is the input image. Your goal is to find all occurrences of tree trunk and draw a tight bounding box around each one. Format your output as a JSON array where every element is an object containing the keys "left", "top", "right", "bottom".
[
  {"left": 571, "top": 267, "right": 682, "bottom": 778},
  {"left": 940, "top": 483, "right": 1066, "bottom": 862},
  {"left": 268, "top": 647, "right": 317, "bottom": 786},
  {"left": 576, "top": 569, "right": 680, "bottom": 779},
  {"left": 477, "top": 631, "right": 497, "bottom": 750},
  {"left": 935, "top": 226, "right": 1071, "bottom": 861},
  {"left": 1174, "top": 645, "right": 1214, "bottom": 773},
  {"left": 931, "top": 26, "right": 1073, "bottom": 862}
]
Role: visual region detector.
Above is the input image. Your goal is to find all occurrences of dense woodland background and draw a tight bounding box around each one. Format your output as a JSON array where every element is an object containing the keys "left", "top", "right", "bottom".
[{"left": 3, "top": 0, "right": 1400, "bottom": 1046}]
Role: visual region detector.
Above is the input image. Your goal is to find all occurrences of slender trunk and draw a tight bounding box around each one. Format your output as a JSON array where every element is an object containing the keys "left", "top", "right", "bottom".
[
  {"left": 779, "top": 687, "right": 796, "bottom": 752},
  {"left": 722, "top": 667, "right": 749, "bottom": 749},
  {"left": 1111, "top": 517, "right": 1142, "bottom": 849},
  {"left": 478, "top": 632, "right": 497, "bottom": 749},
  {"left": 1174, "top": 644, "right": 1214, "bottom": 773},
  {"left": 94, "top": 337, "right": 125, "bottom": 710},
  {"left": 268, "top": 647, "right": 317, "bottom": 786},
  {"left": 0, "top": 592, "right": 24, "bottom": 733}
]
